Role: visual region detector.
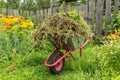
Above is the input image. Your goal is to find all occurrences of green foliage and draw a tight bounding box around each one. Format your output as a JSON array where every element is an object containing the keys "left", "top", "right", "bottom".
[
  {"left": 0, "top": 0, "right": 6, "bottom": 8},
  {"left": 67, "top": 0, "right": 88, "bottom": 6},
  {"left": 108, "top": 12, "right": 120, "bottom": 33},
  {"left": 20, "top": 0, "right": 50, "bottom": 12},
  {"left": 0, "top": 0, "right": 50, "bottom": 12},
  {"left": 93, "top": 35, "right": 104, "bottom": 45},
  {"left": 5, "top": 0, "right": 20, "bottom": 9},
  {"left": 52, "top": 0, "right": 88, "bottom": 6},
  {"left": 20, "top": 0, "right": 38, "bottom": 12},
  {"left": 96, "top": 42, "right": 120, "bottom": 74},
  {"left": 0, "top": 42, "right": 119, "bottom": 80},
  {"left": 115, "top": 75, "right": 120, "bottom": 80},
  {"left": 0, "top": 29, "right": 32, "bottom": 61}
]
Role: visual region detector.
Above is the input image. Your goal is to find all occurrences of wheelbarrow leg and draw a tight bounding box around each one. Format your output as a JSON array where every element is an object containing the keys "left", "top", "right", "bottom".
[
  {"left": 69, "top": 53, "right": 76, "bottom": 60},
  {"left": 80, "top": 48, "right": 82, "bottom": 57}
]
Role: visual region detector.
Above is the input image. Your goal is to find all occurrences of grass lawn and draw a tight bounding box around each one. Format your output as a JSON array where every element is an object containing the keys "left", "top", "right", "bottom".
[{"left": 0, "top": 41, "right": 119, "bottom": 80}]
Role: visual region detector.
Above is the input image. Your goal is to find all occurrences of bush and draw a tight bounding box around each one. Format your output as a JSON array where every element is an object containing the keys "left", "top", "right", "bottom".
[
  {"left": 95, "top": 12, "right": 120, "bottom": 74},
  {"left": 96, "top": 42, "right": 120, "bottom": 73},
  {"left": 104, "top": 12, "right": 120, "bottom": 46},
  {"left": 108, "top": 12, "right": 120, "bottom": 33}
]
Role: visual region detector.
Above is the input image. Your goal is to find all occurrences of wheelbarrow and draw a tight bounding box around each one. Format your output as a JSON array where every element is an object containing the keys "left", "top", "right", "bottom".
[{"left": 44, "top": 33, "right": 94, "bottom": 74}]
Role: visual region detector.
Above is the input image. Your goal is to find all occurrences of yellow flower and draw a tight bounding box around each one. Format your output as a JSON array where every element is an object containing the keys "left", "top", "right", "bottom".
[
  {"left": 0, "top": 25, "right": 6, "bottom": 30},
  {"left": 110, "top": 33, "right": 116, "bottom": 38},
  {"left": 21, "top": 21, "right": 28, "bottom": 27},
  {"left": 0, "top": 14, "right": 3, "bottom": 17},
  {"left": 11, "top": 27, "right": 15, "bottom": 31},
  {"left": 118, "top": 29, "right": 120, "bottom": 32},
  {"left": 0, "top": 15, "right": 34, "bottom": 30},
  {"left": 28, "top": 21, "right": 34, "bottom": 27},
  {"left": 20, "top": 19, "right": 34, "bottom": 28},
  {"left": 115, "top": 28, "right": 118, "bottom": 33}
]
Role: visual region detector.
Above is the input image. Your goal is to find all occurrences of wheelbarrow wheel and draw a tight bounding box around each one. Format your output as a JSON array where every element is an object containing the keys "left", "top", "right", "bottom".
[{"left": 49, "top": 51, "right": 64, "bottom": 74}]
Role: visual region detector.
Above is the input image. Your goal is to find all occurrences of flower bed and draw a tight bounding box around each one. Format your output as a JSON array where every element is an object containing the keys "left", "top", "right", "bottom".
[
  {"left": 0, "top": 15, "right": 35, "bottom": 57},
  {"left": 0, "top": 15, "right": 34, "bottom": 30}
]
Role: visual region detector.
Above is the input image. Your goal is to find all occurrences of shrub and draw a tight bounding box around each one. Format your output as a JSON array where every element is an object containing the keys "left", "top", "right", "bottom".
[
  {"left": 96, "top": 42, "right": 120, "bottom": 73},
  {"left": 108, "top": 12, "right": 120, "bottom": 33}
]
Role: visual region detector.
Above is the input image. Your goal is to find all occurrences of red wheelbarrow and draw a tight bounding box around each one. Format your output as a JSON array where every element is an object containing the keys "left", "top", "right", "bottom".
[{"left": 44, "top": 33, "right": 94, "bottom": 74}]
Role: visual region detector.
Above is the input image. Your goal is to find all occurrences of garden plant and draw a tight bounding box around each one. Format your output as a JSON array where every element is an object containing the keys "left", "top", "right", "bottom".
[{"left": 0, "top": 0, "right": 120, "bottom": 79}]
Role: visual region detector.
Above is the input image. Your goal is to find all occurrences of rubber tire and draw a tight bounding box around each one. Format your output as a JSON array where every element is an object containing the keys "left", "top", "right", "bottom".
[{"left": 49, "top": 50, "right": 64, "bottom": 74}]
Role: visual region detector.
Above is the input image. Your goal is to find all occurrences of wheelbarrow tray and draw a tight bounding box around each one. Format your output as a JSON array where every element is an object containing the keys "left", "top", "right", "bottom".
[
  {"left": 48, "top": 34, "right": 86, "bottom": 50},
  {"left": 45, "top": 33, "right": 94, "bottom": 74}
]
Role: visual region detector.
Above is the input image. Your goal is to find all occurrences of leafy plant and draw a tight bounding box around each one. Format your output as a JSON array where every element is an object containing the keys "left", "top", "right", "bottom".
[
  {"left": 108, "top": 12, "right": 120, "bottom": 33},
  {"left": 96, "top": 42, "right": 120, "bottom": 74}
]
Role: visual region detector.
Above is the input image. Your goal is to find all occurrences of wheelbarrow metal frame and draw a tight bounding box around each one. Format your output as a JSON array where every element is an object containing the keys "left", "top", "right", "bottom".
[{"left": 45, "top": 33, "right": 95, "bottom": 67}]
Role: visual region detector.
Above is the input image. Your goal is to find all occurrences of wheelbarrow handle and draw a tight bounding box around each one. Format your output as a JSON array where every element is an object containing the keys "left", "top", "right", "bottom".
[
  {"left": 79, "top": 33, "right": 95, "bottom": 57},
  {"left": 89, "top": 33, "right": 95, "bottom": 39},
  {"left": 78, "top": 33, "right": 95, "bottom": 49}
]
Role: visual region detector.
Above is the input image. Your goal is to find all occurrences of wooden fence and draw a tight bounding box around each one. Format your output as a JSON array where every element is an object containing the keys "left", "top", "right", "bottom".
[{"left": 0, "top": 0, "right": 120, "bottom": 35}]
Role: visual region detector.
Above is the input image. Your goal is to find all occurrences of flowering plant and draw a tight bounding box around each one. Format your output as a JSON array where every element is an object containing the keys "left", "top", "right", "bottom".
[
  {"left": 0, "top": 14, "right": 34, "bottom": 31},
  {"left": 0, "top": 15, "right": 35, "bottom": 56}
]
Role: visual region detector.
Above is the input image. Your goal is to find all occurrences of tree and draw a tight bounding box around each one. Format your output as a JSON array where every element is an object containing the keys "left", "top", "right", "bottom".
[
  {"left": 56, "top": 0, "right": 88, "bottom": 11},
  {"left": 0, "top": 0, "right": 6, "bottom": 8},
  {"left": 51, "top": 0, "right": 88, "bottom": 8},
  {"left": 35, "top": 0, "right": 50, "bottom": 9},
  {"left": 6, "top": 0, "right": 20, "bottom": 9},
  {"left": 20, "top": 0, "right": 50, "bottom": 11}
]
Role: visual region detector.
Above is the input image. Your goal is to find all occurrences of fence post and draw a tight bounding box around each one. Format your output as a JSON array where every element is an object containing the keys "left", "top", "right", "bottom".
[
  {"left": 76, "top": 6, "right": 80, "bottom": 14},
  {"left": 88, "top": 0, "right": 95, "bottom": 32},
  {"left": 19, "top": 9, "right": 22, "bottom": 16},
  {"left": 84, "top": 5, "right": 88, "bottom": 20},
  {"left": 40, "top": 10, "right": 44, "bottom": 19},
  {"left": 81, "top": 5, "right": 86, "bottom": 17},
  {"left": 96, "top": 0, "right": 104, "bottom": 35},
  {"left": 105, "top": 0, "right": 111, "bottom": 35},
  {"left": 14, "top": 9, "right": 19, "bottom": 16},
  {"left": 114, "top": 0, "right": 119, "bottom": 19},
  {"left": 8, "top": 9, "right": 12, "bottom": 15},
  {"left": 2, "top": 8, "right": 6, "bottom": 15},
  {"left": 44, "top": 9, "right": 48, "bottom": 15},
  {"left": 52, "top": 7, "right": 55, "bottom": 14},
  {"left": 48, "top": 8, "right": 52, "bottom": 15}
]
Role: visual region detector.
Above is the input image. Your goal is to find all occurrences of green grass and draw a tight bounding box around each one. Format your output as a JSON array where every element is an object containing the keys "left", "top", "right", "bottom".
[{"left": 0, "top": 41, "right": 119, "bottom": 80}]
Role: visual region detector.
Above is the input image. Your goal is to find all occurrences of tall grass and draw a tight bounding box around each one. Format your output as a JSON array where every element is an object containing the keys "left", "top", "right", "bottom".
[{"left": 0, "top": 39, "right": 120, "bottom": 80}]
